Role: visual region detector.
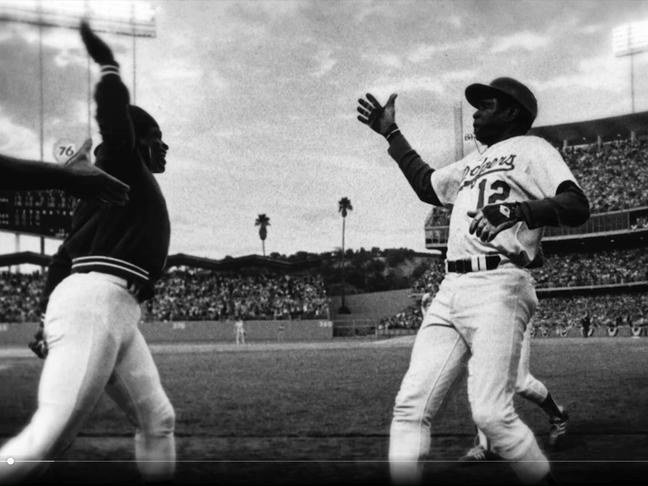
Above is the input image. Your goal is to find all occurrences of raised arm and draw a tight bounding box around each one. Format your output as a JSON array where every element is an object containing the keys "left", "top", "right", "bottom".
[
  {"left": 0, "top": 140, "right": 129, "bottom": 204},
  {"left": 356, "top": 93, "right": 441, "bottom": 206},
  {"left": 80, "top": 20, "right": 135, "bottom": 174}
]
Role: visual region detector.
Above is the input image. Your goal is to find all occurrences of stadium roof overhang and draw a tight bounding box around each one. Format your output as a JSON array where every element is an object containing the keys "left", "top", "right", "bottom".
[{"left": 529, "top": 111, "right": 648, "bottom": 146}]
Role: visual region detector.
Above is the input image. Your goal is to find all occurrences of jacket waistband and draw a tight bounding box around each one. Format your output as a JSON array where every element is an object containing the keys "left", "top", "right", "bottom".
[{"left": 71, "top": 256, "right": 150, "bottom": 285}]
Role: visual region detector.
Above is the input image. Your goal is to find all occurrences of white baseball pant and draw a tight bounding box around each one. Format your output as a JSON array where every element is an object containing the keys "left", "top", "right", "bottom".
[
  {"left": 389, "top": 267, "right": 549, "bottom": 485},
  {"left": 0, "top": 272, "right": 175, "bottom": 484},
  {"left": 476, "top": 322, "right": 549, "bottom": 448}
]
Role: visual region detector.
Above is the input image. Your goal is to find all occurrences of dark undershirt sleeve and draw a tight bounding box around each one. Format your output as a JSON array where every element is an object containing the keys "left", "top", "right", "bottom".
[
  {"left": 0, "top": 154, "right": 68, "bottom": 191},
  {"left": 385, "top": 127, "right": 442, "bottom": 206},
  {"left": 518, "top": 181, "right": 590, "bottom": 229}
]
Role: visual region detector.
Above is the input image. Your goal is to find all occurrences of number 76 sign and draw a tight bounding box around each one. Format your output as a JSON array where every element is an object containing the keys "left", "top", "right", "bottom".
[{"left": 53, "top": 139, "right": 77, "bottom": 164}]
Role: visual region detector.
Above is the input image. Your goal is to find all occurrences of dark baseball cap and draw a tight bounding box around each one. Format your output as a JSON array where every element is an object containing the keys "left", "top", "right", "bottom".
[{"left": 465, "top": 77, "right": 537, "bottom": 121}]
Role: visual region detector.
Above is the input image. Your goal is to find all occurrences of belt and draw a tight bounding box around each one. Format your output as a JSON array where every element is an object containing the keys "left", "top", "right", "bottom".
[{"left": 445, "top": 254, "right": 501, "bottom": 273}]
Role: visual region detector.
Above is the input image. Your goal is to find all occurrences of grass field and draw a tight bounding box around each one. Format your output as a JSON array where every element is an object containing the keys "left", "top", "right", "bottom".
[{"left": 1, "top": 337, "right": 648, "bottom": 485}]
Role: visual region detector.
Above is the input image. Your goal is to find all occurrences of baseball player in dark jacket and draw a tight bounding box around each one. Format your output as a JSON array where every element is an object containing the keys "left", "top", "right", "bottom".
[{"left": 0, "top": 21, "right": 174, "bottom": 484}]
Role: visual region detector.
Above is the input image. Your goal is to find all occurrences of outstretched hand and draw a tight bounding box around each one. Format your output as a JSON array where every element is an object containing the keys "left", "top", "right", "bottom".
[
  {"left": 356, "top": 93, "right": 397, "bottom": 136},
  {"left": 63, "top": 139, "right": 130, "bottom": 205},
  {"left": 80, "top": 20, "right": 117, "bottom": 65}
]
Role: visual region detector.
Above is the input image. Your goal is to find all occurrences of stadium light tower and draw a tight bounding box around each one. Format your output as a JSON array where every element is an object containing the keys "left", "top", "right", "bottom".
[{"left": 613, "top": 20, "right": 648, "bottom": 113}]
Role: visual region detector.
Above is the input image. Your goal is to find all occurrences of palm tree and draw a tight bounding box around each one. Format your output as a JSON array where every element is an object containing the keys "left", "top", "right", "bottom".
[
  {"left": 255, "top": 213, "right": 270, "bottom": 256},
  {"left": 338, "top": 197, "right": 353, "bottom": 313}
]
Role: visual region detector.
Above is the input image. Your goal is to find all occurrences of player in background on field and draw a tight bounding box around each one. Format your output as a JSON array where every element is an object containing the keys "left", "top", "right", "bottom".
[
  {"left": 0, "top": 21, "right": 174, "bottom": 484},
  {"left": 0, "top": 142, "right": 129, "bottom": 203},
  {"left": 235, "top": 316, "right": 246, "bottom": 345},
  {"left": 357, "top": 77, "right": 589, "bottom": 485}
]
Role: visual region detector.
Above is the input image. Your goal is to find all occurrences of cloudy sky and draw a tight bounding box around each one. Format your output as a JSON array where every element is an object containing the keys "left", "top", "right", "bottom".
[{"left": 2, "top": 0, "right": 648, "bottom": 259}]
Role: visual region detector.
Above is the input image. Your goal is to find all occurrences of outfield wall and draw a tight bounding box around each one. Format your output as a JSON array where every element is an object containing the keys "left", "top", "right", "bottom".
[
  {"left": 0, "top": 320, "right": 643, "bottom": 345},
  {"left": 329, "top": 288, "right": 413, "bottom": 320},
  {"left": 0, "top": 319, "right": 334, "bottom": 345}
]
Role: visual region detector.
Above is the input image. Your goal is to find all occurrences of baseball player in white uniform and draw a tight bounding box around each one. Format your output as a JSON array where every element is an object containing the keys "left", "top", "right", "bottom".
[
  {"left": 357, "top": 77, "right": 589, "bottom": 485},
  {"left": 235, "top": 317, "right": 246, "bottom": 345}
]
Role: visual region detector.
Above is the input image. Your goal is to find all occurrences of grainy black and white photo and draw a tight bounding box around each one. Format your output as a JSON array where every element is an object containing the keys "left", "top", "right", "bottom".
[{"left": 0, "top": 1, "right": 647, "bottom": 485}]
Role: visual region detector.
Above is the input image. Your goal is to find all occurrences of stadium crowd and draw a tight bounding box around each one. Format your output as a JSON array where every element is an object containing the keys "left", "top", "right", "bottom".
[
  {"left": 378, "top": 304, "right": 422, "bottom": 331},
  {"left": 0, "top": 271, "right": 42, "bottom": 323},
  {"left": 561, "top": 139, "right": 648, "bottom": 214},
  {"left": 0, "top": 269, "right": 330, "bottom": 323},
  {"left": 412, "top": 247, "right": 648, "bottom": 293},
  {"left": 148, "top": 268, "right": 330, "bottom": 322},
  {"left": 533, "top": 248, "right": 648, "bottom": 287},
  {"left": 533, "top": 293, "right": 648, "bottom": 331},
  {"left": 383, "top": 292, "right": 648, "bottom": 331},
  {"left": 427, "top": 138, "right": 648, "bottom": 228}
]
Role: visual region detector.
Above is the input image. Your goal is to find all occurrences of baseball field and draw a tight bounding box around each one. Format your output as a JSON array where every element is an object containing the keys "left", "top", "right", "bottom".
[{"left": 1, "top": 336, "right": 647, "bottom": 486}]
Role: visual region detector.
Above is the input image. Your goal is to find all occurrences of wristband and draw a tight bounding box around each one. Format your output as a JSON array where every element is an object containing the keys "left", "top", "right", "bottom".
[
  {"left": 385, "top": 124, "right": 400, "bottom": 141},
  {"left": 100, "top": 64, "right": 120, "bottom": 78}
]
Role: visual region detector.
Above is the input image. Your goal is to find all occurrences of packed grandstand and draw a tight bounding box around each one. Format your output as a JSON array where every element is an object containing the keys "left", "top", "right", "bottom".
[{"left": 1, "top": 113, "right": 647, "bottom": 336}]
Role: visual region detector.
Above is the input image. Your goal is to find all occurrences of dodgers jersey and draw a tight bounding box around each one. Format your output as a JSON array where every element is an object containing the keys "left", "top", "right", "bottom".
[{"left": 431, "top": 135, "right": 578, "bottom": 266}]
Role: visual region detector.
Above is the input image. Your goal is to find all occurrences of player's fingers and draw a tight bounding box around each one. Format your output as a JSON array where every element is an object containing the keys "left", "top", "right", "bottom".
[
  {"left": 357, "top": 115, "right": 370, "bottom": 125},
  {"left": 78, "top": 138, "right": 93, "bottom": 153},
  {"left": 476, "top": 219, "right": 490, "bottom": 239},
  {"left": 357, "top": 106, "right": 371, "bottom": 118},
  {"left": 469, "top": 212, "right": 482, "bottom": 234},
  {"left": 365, "top": 93, "right": 382, "bottom": 109},
  {"left": 476, "top": 222, "right": 488, "bottom": 240},
  {"left": 358, "top": 98, "right": 376, "bottom": 111}
]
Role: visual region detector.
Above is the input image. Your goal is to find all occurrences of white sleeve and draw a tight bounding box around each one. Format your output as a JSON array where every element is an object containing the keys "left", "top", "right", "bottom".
[
  {"left": 430, "top": 160, "right": 465, "bottom": 205},
  {"left": 524, "top": 138, "right": 579, "bottom": 198}
]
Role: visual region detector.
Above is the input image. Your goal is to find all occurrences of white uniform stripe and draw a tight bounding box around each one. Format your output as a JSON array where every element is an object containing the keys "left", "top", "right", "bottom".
[
  {"left": 71, "top": 262, "right": 149, "bottom": 281},
  {"left": 471, "top": 255, "right": 479, "bottom": 271},
  {"left": 72, "top": 256, "right": 149, "bottom": 276}
]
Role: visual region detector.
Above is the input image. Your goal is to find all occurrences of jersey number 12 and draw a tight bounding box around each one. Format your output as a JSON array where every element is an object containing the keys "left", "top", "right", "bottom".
[{"left": 476, "top": 179, "right": 511, "bottom": 210}]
